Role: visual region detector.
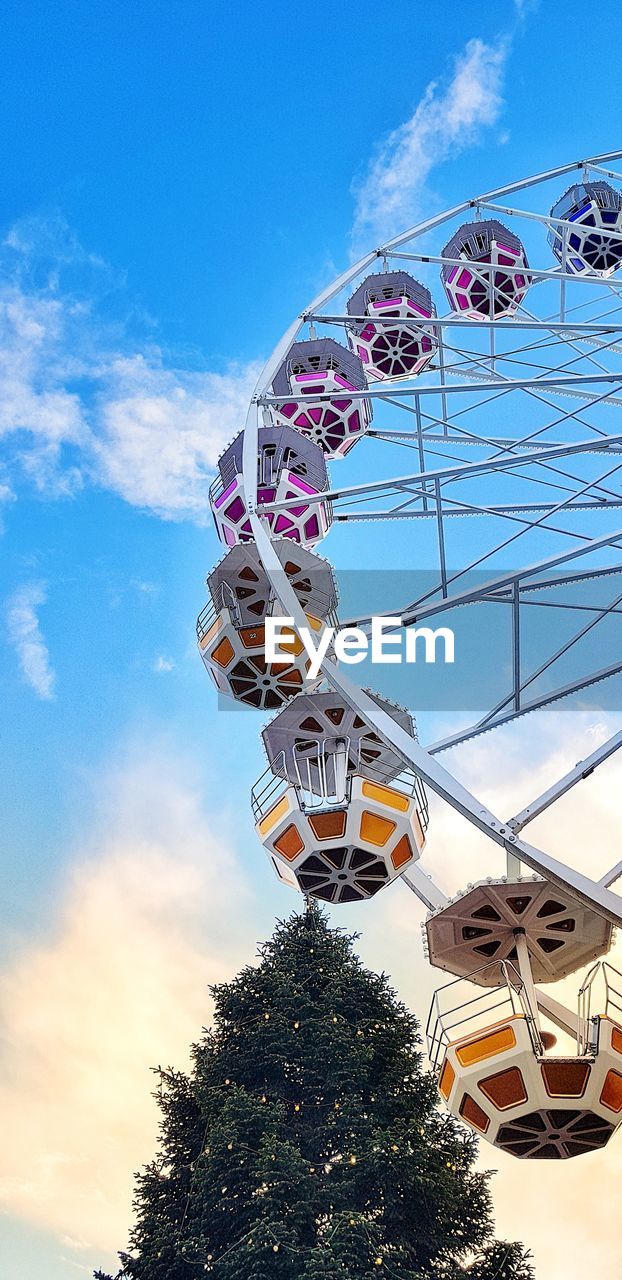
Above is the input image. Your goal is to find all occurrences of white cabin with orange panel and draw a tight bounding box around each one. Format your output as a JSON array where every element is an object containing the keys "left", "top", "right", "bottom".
[
  {"left": 253, "top": 769, "right": 427, "bottom": 905},
  {"left": 428, "top": 960, "right": 622, "bottom": 1160}
]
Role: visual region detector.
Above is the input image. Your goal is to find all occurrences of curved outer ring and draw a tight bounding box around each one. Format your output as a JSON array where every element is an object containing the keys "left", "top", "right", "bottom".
[{"left": 240, "top": 151, "right": 622, "bottom": 927}]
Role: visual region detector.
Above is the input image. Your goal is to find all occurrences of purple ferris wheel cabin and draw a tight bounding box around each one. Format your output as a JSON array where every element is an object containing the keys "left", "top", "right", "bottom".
[
  {"left": 346, "top": 270, "right": 438, "bottom": 380},
  {"left": 441, "top": 219, "right": 531, "bottom": 318},
  {"left": 209, "top": 424, "right": 331, "bottom": 549},
  {"left": 548, "top": 181, "right": 622, "bottom": 277},
  {"left": 271, "top": 338, "right": 371, "bottom": 459}
]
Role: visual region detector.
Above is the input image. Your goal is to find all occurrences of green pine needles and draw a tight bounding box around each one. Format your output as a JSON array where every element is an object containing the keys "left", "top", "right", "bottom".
[{"left": 96, "top": 905, "right": 532, "bottom": 1280}]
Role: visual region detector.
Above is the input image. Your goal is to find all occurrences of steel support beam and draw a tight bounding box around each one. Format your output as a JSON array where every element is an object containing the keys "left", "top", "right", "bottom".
[
  {"left": 508, "top": 732, "right": 622, "bottom": 833},
  {"left": 402, "top": 867, "right": 449, "bottom": 911},
  {"left": 262, "top": 432, "right": 622, "bottom": 517},
  {"left": 536, "top": 990, "right": 580, "bottom": 1040}
]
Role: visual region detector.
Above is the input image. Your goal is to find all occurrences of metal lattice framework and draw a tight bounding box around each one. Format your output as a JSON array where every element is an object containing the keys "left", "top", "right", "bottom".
[
  {"left": 240, "top": 151, "right": 622, "bottom": 924},
  {"left": 200, "top": 152, "right": 622, "bottom": 1159}
]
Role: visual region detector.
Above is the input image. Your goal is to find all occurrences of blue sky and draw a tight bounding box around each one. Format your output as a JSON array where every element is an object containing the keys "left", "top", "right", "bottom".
[{"left": 3, "top": 2, "right": 622, "bottom": 1277}]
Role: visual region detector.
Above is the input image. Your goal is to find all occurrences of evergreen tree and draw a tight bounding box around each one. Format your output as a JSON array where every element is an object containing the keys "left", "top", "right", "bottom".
[{"left": 97, "top": 906, "right": 532, "bottom": 1279}]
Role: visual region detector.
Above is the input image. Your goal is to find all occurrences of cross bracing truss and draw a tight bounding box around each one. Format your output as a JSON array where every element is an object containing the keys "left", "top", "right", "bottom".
[{"left": 240, "top": 152, "right": 622, "bottom": 929}]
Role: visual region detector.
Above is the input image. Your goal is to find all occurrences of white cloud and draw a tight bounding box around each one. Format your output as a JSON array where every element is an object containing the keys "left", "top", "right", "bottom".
[
  {"left": 6, "top": 581, "right": 56, "bottom": 700},
  {"left": 0, "top": 742, "right": 254, "bottom": 1259},
  {"left": 0, "top": 223, "right": 260, "bottom": 522},
  {"left": 94, "top": 353, "right": 260, "bottom": 520},
  {"left": 351, "top": 37, "right": 508, "bottom": 250},
  {"left": 153, "top": 654, "right": 175, "bottom": 672}
]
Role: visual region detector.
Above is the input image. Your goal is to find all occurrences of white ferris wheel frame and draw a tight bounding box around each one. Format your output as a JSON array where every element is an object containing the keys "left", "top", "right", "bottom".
[{"left": 239, "top": 151, "right": 622, "bottom": 939}]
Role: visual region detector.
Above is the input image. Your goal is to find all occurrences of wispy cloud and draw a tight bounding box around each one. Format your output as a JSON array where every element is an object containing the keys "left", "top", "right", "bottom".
[
  {"left": 0, "top": 36, "right": 512, "bottom": 520},
  {"left": 0, "top": 26, "right": 525, "bottom": 518},
  {"left": 351, "top": 36, "right": 509, "bottom": 251},
  {"left": 0, "top": 221, "right": 260, "bottom": 522},
  {"left": 513, "top": 0, "right": 539, "bottom": 19},
  {"left": 0, "top": 288, "right": 88, "bottom": 498},
  {"left": 6, "top": 581, "right": 56, "bottom": 699},
  {"left": 130, "top": 578, "right": 159, "bottom": 598},
  {"left": 153, "top": 654, "right": 175, "bottom": 672}
]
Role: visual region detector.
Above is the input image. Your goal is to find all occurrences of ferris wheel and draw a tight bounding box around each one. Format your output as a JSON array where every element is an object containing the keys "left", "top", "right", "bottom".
[{"left": 200, "top": 151, "right": 622, "bottom": 1162}]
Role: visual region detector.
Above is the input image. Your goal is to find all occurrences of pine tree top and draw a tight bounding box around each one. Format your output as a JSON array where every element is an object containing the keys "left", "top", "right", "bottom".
[{"left": 98, "top": 906, "right": 533, "bottom": 1280}]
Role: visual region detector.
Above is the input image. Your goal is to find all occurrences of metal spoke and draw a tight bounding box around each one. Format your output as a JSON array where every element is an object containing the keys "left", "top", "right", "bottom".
[{"left": 238, "top": 151, "right": 622, "bottom": 939}]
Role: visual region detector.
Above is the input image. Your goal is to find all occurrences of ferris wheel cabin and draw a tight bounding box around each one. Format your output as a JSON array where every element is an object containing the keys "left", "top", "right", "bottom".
[
  {"left": 441, "top": 218, "right": 531, "bottom": 318},
  {"left": 548, "top": 180, "right": 622, "bottom": 276},
  {"left": 252, "top": 691, "right": 428, "bottom": 902},
  {"left": 346, "top": 271, "right": 438, "bottom": 381},
  {"left": 428, "top": 957, "right": 622, "bottom": 1160},
  {"left": 197, "top": 542, "right": 338, "bottom": 709},
  {"left": 210, "top": 424, "right": 332, "bottom": 548},
  {"left": 270, "top": 338, "right": 372, "bottom": 459}
]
